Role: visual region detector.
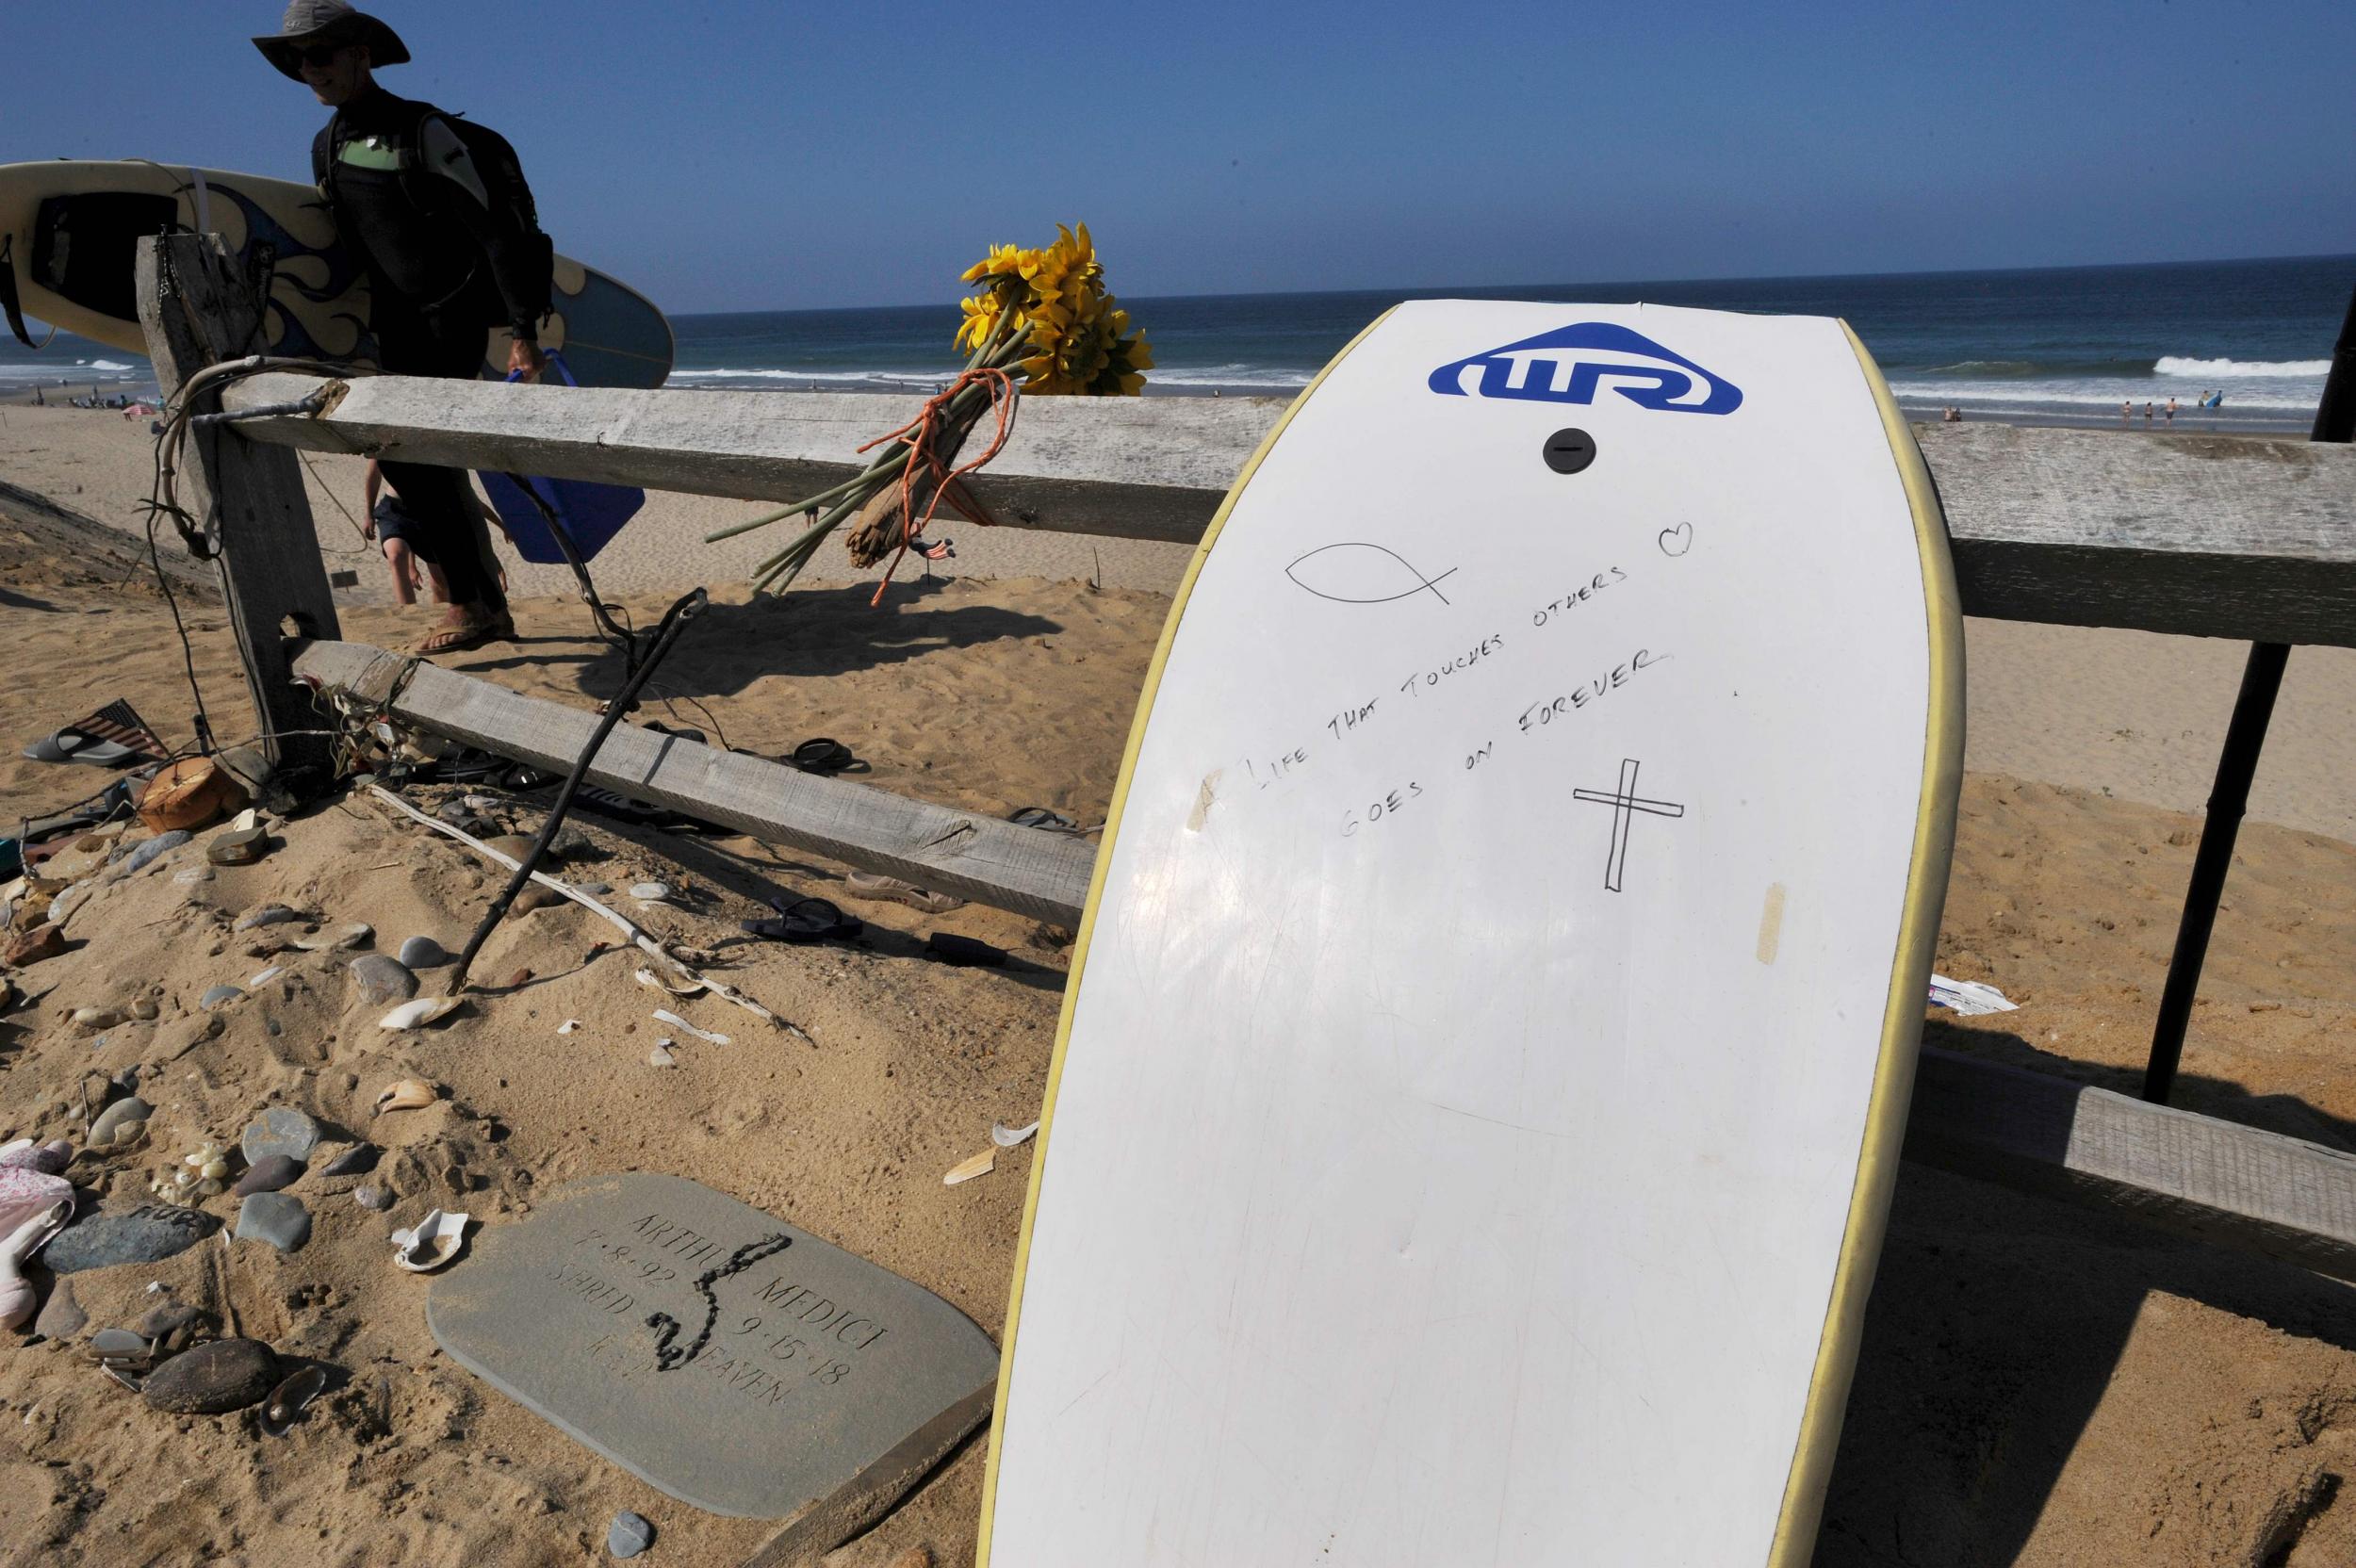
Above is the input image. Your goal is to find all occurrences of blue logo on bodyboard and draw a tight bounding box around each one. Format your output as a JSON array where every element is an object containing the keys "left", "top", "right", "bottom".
[{"left": 1429, "top": 322, "right": 1742, "bottom": 416}]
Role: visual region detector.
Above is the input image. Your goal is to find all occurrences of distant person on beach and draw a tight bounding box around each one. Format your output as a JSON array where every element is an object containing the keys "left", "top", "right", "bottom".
[
  {"left": 2120, "top": 399, "right": 2131, "bottom": 423},
  {"left": 2166, "top": 396, "right": 2177, "bottom": 425},
  {"left": 362, "top": 458, "right": 448, "bottom": 607},
  {"left": 2145, "top": 401, "right": 2154, "bottom": 424},
  {"left": 254, "top": 0, "right": 551, "bottom": 655}
]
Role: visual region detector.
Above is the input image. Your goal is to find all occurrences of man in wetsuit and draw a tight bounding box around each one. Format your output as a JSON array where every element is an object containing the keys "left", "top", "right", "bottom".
[{"left": 254, "top": 1, "right": 549, "bottom": 654}]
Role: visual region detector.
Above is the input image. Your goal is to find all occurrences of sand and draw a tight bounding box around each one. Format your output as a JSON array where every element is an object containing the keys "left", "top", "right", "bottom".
[{"left": 2, "top": 404, "right": 2355, "bottom": 1565}]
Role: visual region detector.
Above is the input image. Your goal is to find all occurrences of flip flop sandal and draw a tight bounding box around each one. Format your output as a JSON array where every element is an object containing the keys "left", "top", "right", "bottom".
[
  {"left": 570, "top": 786, "right": 679, "bottom": 826},
  {"left": 788, "top": 738, "right": 864, "bottom": 775},
  {"left": 433, "top": 749, "right": 506, "bottom": 784},
  {"left": 645, "top": 722, "right": 708, "bottom": 746},
  {"left": 742, "top": 895, "right": 862, "bottom": 944},
  {"left": 1007, "top": 806, "right": 1081, "bottom": 832},
  {"left": 842, "top": 872, "right": 966, "bottom": 914},
  {"left": 926, "top": 932, "right": 1007, "bottom": 968},
  {"left": 23, "top": 728, "right": 137, "bottom": 768},
  {"left": 412, "top": 612, "right": 504, "bottom": 656}
]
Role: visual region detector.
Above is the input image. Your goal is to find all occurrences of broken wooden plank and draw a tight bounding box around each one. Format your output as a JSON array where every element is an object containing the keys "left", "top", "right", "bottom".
[
  {"left": 291, "top": 640, "right": 1096, "bottom": 927},
  {"left": 138, "top": 237, "right": 343, "bottom": 792},
  {"left": 1902, "top": 1045, "right": 2356, "bottom": 1283},
  {"left": 219, "top": 372, "right": 2356, "bottom": 646}
]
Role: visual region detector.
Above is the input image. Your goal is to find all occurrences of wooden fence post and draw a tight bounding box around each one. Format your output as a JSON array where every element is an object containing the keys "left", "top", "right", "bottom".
[{"left": 135, "top": 232, "right": 342, "bottom": 797}]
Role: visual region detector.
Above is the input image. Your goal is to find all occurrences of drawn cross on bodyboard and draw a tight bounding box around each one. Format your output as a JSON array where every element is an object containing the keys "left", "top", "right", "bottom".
[{"left": 1572, "top": 757, "right": 1686, "bottom": 891}]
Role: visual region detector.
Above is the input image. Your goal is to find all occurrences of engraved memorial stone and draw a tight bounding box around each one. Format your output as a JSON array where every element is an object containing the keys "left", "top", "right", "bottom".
[{"left": 427, "top": 1172, "right": 996, "bottom": 1555}]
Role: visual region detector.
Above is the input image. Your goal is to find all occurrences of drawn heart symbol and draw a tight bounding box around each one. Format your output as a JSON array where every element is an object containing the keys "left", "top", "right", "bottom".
[{"left": 1658, "top": 522, "right": 1693, "bottom": 558}]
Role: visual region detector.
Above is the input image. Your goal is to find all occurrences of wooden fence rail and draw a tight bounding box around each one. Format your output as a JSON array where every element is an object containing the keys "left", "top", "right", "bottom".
[{"left": 219, "top": 368, "right": 2356, "bottom": 647}]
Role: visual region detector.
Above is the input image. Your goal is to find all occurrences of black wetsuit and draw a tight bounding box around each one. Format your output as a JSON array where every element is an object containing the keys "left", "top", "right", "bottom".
[{"left": 319, "top": 86, "right": 550, "bottom": 614}]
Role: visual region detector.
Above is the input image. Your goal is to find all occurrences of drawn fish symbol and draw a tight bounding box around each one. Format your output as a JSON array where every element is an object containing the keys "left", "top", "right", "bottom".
[{"left": 1284, "top": 543, "right": 1458, "bottom": 607}]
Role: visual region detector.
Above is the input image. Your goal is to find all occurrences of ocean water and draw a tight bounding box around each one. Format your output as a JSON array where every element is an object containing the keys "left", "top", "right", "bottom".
[{"left": 8, "top": 253, "right": 2348, "bottom": 432}]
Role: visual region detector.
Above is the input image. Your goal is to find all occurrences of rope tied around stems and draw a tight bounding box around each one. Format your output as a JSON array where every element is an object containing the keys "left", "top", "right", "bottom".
[{"left": 848, "top": 365, "right": 1020, "bottom": 606}]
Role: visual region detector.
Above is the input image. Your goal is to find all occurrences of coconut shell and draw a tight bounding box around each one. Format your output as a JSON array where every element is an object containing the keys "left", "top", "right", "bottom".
[{"left": 139, "top": 758, "right": 249, "bottom": 834}]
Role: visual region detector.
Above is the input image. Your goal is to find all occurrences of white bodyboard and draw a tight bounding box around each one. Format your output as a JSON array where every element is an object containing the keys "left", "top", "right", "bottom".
[{"left": 981, "top": 301, "right": 1960, "bottom": 1565}]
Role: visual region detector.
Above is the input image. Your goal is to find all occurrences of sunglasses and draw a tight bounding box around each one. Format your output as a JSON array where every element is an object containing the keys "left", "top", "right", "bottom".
[{"left": 293, "top": 42, "right": 352, "bottom": 68}]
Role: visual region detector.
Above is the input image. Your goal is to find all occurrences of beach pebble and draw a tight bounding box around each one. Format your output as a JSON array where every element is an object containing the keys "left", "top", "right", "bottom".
[
  {"left": 483, "top": 834, "right": 537, "bottom": 862},
  {"left": 512, "top": 885, "right": 561, "bottom": 914},
  {"left": 233, "top": 1154, "right": 304, "bottom": 1197},
  {"left": 88, "top": 1096, "right": 153, "bottom": 1150},
  {"left": 118, "top": 830, "right": 190, "bottom": 875},
  {"left": 32, "top": 1280, "right": 85, "bottom": 1342},
  {"left": 397, "top": 936, "right": 449, "bottom": 970},
  {"left": 72, "top": 1006, "right": 124, "bottom": 1032},
  {"left": 141, "top": 1337, "right": 278, "bottom": 1414},
  {"left": 575, "top": 881, "right": 612, "bottom": 896},
  {"left": 353, "top": 1184, "right": 393, "bottom": 1212},
  {"left": 129, "top": 997, "right": 159, "bottom": 1021},
  {"left": 319, "top": 1142, "right": 379, "bottom": 1178},
  {"left": 43, "top": 1205, "right": 220, "bottom": 1274},
  {"left": 607, "top": 1511, "right": 655, "bottom": 1560},
  {"left": 234, "top": 904, "right": 299, "bottom": 932},
  {"left": 249, "top": 1112, "right": 313, "bottom": 1164},
  {"left": 629, "top": 882, "right": 673, "bottom": 904},
  {"left": 349, "top": 954, "right": 418, "bottom": 1006},
  {"left": 234, "top": 1192, "right": 312, "bottom": 1254},
  {"left": 2, "top": 923, "right": 66, "bottom": 968},
  {"left": 134, "top": 1302, "right": 210, "bottom": 1350},
  {"left": 200, "top": 984, "right": 244, "bottom": 1011},
  {"left": 206, "top": 825, "right": 268, "bottom": 866}
]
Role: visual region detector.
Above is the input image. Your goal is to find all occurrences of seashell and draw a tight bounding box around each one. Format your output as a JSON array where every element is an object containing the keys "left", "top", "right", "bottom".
[
  {"left": 633, "top": 967, "right": 705, "bottom": 997},
  {"left": 260, "top": 1364, "right": 328, "bottom": 1434},
  {"left": 389, "top": 1208, "right": 469, "bottom": 1273},
  {"left": 200, "top": 984, "right": 244, "bottom": 1010},
  {"left": 991, "top": 1119, "right": 1040, "bottom": 1149},
  {"left": 651, "top": 1009, "right": 728, "bottom": 1046},
  {"left": 555, "top": 1019, "right": 581, "bottom": 1036},
  {"left": 172, "top": 867, "right": 214, "bottom": 886},
  {"left": 199, "top": 1158, "right": 230, "bottom": 1182},
  {"left": 943, "top": 1148, "right": 995, "bottom": 1186},
  {"left": 646, "top": 1044, "right": 676, "bottom": 1068},
  {"left": 372, "top": 1079, "right": 440, "bottom": 1117},
  {"left": 244, "top": 965, "right": 284, "bottom": 988},
  {"left": 378, "top": 997, "right": 462, "bottom": 1031}
]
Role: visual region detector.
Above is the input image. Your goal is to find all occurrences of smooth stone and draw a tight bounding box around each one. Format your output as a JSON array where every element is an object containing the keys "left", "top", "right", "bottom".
[
  {"left": 32, "top": 1280, "right": 85, "bottom": 1342},
  {"left": 350, "top": 954, "right": 418, "bottom": 1005},
  {"left": 483, "top": 834, "right": 537, "bottom": 862},
  {"left": 319, "top": 1143, "right": 379, "bottom": 1177},
  {"left": 242, "top": 1106, "right": 320, "bottom": 1166},
  {"left": 118, "top": 831, "right": 190, "bottom": 874},
  {"left": 44, "top": 1205, "right": 221, "bottom": 1274},
  {"left": 130, "top": 997, "right": 160, "bottom": 1021},
  {"left": 425, "top": 1173, "right": 1000, "bottom": 1529},
  {"left": 89, "top": 1096, "right": 153, "bottom": 1149},
  {"left": 397, "top": 936, "right": 449, "bottom": 970},
  {"left": 233, "top": 1153, "right": 304, "bottom": 1197},
  {"left": 87, "top": 1327, "right": 150, "bottom": 1361},
  {"left": 233, "top": 904, "right": 298, "bottom": 932},
  {"left": 200, "top": 984, "right": 244, "bottom": 1010},
  {"left": 629, "top": 882, "right": 672, "bottom": 903},
  {"left": 3, "top": 924, "right": 66, "bottom": 967},
  {"left": 353, "top": 1184, "right": 393, "bottom": 1212},
  {"left": 511, "top": 885, "right": 561, "bottom": 914},
  {"left": 608, "top": 1511, "right": 655, "bottom": 1559},
  {"left": 234, "top": 1191, "right": 312, "bottom": 1253},
  {"left": 574, "top": 881, "right": 613, "bottom": 897},
  {"left": 134, "top": 1302, "right": 209, "bottom": 1348},
  {"left": 141, "top": 1338, "right": 278, "bottom": 1414}
]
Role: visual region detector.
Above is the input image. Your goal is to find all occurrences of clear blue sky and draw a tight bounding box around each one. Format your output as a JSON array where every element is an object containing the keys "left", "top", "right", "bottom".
[{"left": 7, "top": 1, "right": 2351, "bottom": 313}]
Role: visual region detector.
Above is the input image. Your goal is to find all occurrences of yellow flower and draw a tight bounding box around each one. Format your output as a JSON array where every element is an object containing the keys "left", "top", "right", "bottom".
[{"left": 956, "top": 223, "right": 1150, "bottom": 395}]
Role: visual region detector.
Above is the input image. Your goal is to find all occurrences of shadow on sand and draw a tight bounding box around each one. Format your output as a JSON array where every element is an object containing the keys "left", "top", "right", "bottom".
[{"left": 1817, "top": 1023, "right": 2356, "bottom": 1565}]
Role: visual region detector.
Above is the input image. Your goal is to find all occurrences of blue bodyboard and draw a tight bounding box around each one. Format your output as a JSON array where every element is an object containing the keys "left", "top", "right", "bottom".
[{"left": 478, "top": 353, "right": 646, "bottom": 564}]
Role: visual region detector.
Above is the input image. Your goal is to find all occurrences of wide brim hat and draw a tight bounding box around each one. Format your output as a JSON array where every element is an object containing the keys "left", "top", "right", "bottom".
[{"left": 252, "top": 1, "right": 410, "bottom": 81}]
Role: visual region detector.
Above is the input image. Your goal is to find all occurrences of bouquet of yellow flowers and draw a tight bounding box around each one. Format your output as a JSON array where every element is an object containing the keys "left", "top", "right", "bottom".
[{"left": 709, "top": 225, "right": 1154, "bottom": 597}]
